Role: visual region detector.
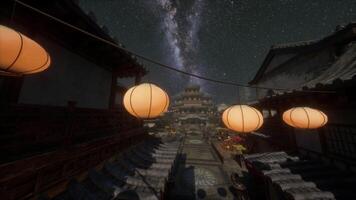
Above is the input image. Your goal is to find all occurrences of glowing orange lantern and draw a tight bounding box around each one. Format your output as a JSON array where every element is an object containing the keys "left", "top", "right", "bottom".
[
  {"left": 123, "top": 83, "right": 169, "bottom": 118},
  {"left": 0, "top": 25, "right": 50, "bottom": 75},
  {"left": 283, "top": 107, "right": 328, "bottom": 129},
  {"left": 222, "top": 105, "right": 263, "bottom": 133}
]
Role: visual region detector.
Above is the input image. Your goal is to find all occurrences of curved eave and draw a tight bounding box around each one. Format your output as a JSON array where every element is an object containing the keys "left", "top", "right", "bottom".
[{"left": 249, "top": 22, "right": 356, "bottom": 85}]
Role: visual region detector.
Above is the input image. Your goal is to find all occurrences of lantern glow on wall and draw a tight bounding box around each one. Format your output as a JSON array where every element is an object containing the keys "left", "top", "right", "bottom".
[
  {"left": 222, "top": 105, "right": 264, "bottom": 133},
  {"left": 0, "top": 25, "right": 51, "bottom": 76},
  {"left": 123, "top": 83, "right": 169, "bottom": 119},
  {"left": 283, "top": 107, "right": 328, "bottom": 129}
]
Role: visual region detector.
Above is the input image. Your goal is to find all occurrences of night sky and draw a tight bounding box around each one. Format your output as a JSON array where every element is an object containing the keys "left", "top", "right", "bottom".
[{"left": 79, "top": 0, "right": 356, "bottom": 104}]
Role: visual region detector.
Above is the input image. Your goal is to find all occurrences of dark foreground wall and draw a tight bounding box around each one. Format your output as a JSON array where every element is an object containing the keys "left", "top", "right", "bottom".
[
  {"left": 18, "top": 34, "right": 112, "bottom": 109},
  {"left": 0, "top": 104, "right": 142, "bottom": 164},
  {"left": 0, "top": 103, "right": 146, "bottom": 199}
]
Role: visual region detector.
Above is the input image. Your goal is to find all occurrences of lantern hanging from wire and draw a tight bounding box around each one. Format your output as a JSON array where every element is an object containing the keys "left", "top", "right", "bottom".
[
  {"left": 123, "top": 83, "right": 169, "bottom": 119},
  {"left": 222, "top": 105, "right": 264, "bottom": 133},
  {"left": 283, "top": 107, "right": 327, "bottom": 129},
  {"left": 0, "top": 25, "right": 51, "bottom": 76}
]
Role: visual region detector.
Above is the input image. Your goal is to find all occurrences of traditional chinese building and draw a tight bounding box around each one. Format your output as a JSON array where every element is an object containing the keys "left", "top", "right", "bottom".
[
  {"left": 243, "top": 23, "right": 356, "bottom": 200},
  {"left": 171, "top": 85, "right": 216, "bottom": 136},
  {"left": 0, "top": 0, "right": 154, "bottom": 199},
  {"left": 0, "top": 0, "right": 147, "bottom": 108},
  {"left": 248, "top": 23, "right": 356, "bottom": 156}
]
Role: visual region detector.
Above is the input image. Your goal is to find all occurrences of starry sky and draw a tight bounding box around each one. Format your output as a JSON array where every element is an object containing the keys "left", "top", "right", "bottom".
[{"left": 79, "top": 0, "right": 356, "bottom": 104}]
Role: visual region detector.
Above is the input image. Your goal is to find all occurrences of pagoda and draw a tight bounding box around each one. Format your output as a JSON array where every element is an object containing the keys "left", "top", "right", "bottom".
[{"left": 171, "top": 84, "right": 216, "bottom": 137}]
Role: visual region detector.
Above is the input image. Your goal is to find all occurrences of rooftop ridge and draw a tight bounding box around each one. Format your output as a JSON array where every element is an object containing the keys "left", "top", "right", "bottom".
[{"left": 270, "top": 22, "right": 356, "bottom": 51}]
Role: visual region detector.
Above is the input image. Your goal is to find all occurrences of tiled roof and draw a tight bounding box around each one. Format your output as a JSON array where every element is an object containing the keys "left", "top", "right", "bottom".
[
  {"left": 271, "top": 23, "right": 356, "bottom": 51},
  {"left": 52, "top": 138, "right": 183, "bottom": 200},
  {"left": 303, "top": 42, "right": 356, "bottom": 88},
  {"left": 249, "top": 22, "right": 356, "bottom": 85},
  {"left": 244, "top": 151, "right": 298, "bottom": 164},
  {"left": 271, "top": 40, "right": 318, "bottom": 50},
  {"left": 244, "top": 151, "right": 356, "bottom": 200}
]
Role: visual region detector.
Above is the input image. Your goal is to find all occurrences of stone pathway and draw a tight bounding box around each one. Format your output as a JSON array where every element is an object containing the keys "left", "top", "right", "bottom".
[{"left": 168, "top": 135, "right": 238, "bottom": 200}]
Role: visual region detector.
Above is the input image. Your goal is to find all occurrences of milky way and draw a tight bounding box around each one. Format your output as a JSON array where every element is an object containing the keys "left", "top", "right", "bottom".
[
  {"left": 79, "top": 0, "right": 356, "bottom": 103},
  {"left": 155, "top": 0, "right": 205, "bottom": 84}
]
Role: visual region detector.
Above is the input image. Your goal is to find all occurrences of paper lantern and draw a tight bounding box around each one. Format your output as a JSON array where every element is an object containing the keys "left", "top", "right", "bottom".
[
  {"left": 123, "top": 83, "right": 169, "bottom": 118},
  {"left": 222, "top": 105, "right": 263, "bottom": 133},
  {"left": 0, "top": 25, "right": 50, "bottom": 75},
  {"left": 283, "top": 107, "right": 327, "bottom": 129}
]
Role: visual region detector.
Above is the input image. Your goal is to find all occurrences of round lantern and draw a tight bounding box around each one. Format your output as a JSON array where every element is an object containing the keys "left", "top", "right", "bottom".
[
  {"left": 123, "top": 83, "right": 169, "bottom": 119},
  {"left": 0, "top": 25, "right": 50, "bottom": 75},
  {"left": 283, "top": 107, "right": 327, "bottom": 129},
  {"left": 222, "top": 105, "right": 264, "bottom": 133}
]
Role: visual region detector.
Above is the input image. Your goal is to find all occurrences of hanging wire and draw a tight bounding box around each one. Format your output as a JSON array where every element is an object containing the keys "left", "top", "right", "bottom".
[
  {"left": 13, "top": 0, "right": 335, "bottom": 94},
  {"left": 10, "top": 0, "right": 18, "bottom": 23},
  {"left": 237, "top": 86, "right": 241, "bottom": 104}
]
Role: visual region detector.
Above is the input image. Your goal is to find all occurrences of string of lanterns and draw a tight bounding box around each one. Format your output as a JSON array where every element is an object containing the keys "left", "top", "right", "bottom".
[
  {"left": 0, "top": 21, "right": 328, "bottom": 132},
  {"left": 122, "top": 84, "right": 328, "bottom": 131}
]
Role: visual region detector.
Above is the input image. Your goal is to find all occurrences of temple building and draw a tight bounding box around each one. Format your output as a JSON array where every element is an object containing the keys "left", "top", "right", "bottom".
[{"left": 171, "top": 85, "right": 216, "bottom": 136}]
